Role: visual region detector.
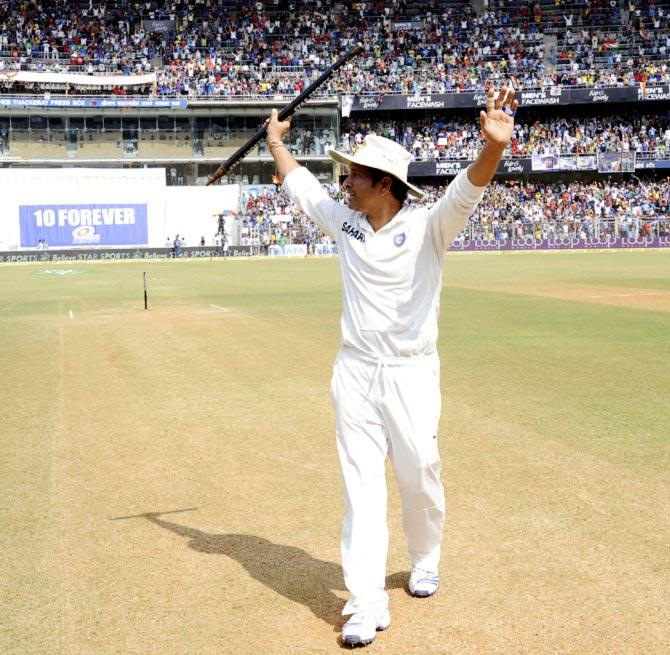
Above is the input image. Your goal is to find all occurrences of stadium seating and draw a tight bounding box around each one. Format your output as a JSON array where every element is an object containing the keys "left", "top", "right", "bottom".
[
  {"left": 0, "top": 0, "right": 669, "bottom": 249},
  {"left": 1, "top": 0, "right": 669, "bottom": 96}
]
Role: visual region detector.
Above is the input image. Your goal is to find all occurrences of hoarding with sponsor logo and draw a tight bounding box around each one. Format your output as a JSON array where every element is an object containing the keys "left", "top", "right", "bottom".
[
  {"left": 597, "top": 152, "right": 636, "bottom": 173},
  {"left": 408, "top": 159, "right": 532, "bottom": 177},
  {"left": 268, "top": 244, "right": 308, "bottom": 257},
  {"left": 635, "top": 159, "right": 670, "bottom": 170},
  {"left": 409, "top": 155, "right": 670, "bottom": 178},
  {"left": 532, "top": 153, "right": 598, "bottom": 171},
  {"left": 447, "top": 236, "right": 670, "bottom": 252},
  {"left": 19, "top": 204, "right": 148, "bottom": 248},
  {"left": 349, "top": 85, "right": 670, "bottom": 112},
  {"left": 0, "top": 96, "right": 187, "bottom": 109},
  {"left": 0, "top": 168, "right": 239, "bottom": 251}
]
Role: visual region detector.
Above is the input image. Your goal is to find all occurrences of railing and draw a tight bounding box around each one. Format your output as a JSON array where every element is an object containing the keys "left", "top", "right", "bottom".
[
  {"left": 464, "top": 218, "right": 670, "bottom": 242},
  {"left": 1, "top": 80, "right": 668, "bottom": 104}
]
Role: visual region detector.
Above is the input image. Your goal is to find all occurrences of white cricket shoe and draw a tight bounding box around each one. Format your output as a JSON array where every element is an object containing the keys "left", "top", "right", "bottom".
[
  {"left": 409, "top": 567, "right": 439, "bottom": 598},
  {"left": 342, "top": 608, "right": 391, "bottom": 647}
]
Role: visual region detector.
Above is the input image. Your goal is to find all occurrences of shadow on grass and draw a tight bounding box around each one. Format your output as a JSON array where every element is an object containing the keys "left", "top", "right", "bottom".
[{"left": 130, "top": 511, "right": 408, "bottom": 631}]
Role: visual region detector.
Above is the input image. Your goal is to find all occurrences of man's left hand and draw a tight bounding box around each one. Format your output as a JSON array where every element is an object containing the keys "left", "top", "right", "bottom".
[{"left": 479, "top": 86, "right": 519, "bottom": 148}]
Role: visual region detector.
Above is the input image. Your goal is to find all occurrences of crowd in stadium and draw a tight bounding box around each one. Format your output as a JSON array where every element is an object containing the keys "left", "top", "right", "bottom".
[
  {"left": 1, "top": 1, "right": 669, "bottom": 248},
  {"left": 240, "top": 183, "right": 338, "bottom": 250},
  {"left": 340, "top": 114, "right": 670, "bottom": 161},
  {"left": 420, "top": 177, "right": 670, "bottom": 240},
  {"left": 0, "top": 0, "right": 669, "bottom": 97},
  {"left": 238, "top": 176, "right": 670, "bottom": 248}
]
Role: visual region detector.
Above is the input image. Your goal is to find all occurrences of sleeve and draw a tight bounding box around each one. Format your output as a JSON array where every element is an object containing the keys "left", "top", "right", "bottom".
[
  {"left": 428, "top": 167, "right": 487, "bottom": 251},
  {"left": 281, "top": 166, "right": 348, "bottom": 240}
]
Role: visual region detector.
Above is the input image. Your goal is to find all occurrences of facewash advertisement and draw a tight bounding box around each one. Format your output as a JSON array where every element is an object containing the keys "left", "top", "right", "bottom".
[{"left": 20, "top": 204, "right": 148, "bottom": 247}]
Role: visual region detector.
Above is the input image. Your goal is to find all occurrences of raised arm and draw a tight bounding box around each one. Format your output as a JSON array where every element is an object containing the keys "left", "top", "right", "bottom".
[
  {"left": 265, "top": 108, "right": 349, "bottom": 239},
  {"left": 467, "top": 86, "right": 519, "bottom": 187},
  {"left": 429, "top": 86, "right": 520, "bottom": 250},
  {"left": 266, "top": 108, "right": 301, "bottom": 179}
]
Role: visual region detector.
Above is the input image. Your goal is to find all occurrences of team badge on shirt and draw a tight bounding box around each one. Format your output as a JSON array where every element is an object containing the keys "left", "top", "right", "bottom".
[{"left": 393, "top": 232, "right": 406, "bottom": 247}]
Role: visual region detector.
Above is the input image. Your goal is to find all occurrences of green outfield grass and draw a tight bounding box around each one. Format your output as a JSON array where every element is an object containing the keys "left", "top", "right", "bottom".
[{"left": 1, "top": 251, "right": 668, "bottom": 654}]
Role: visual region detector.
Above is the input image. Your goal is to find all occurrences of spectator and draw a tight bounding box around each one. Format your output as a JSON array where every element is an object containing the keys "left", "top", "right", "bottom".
[{"left": 0, "top": 1, "right": 668, "bottom": 97}]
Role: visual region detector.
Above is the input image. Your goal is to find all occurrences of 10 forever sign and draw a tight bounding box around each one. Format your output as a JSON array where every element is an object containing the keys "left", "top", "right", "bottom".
[{"left": 19, "top": 203, "right": 149, "bottom": 247}]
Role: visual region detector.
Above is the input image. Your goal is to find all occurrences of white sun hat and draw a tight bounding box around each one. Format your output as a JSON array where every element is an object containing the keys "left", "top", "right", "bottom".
[{"left": 327, "top": 134, "right": 424, "bottom": 198}]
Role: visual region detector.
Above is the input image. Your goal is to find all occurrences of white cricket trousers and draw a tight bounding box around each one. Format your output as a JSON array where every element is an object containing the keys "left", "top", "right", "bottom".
[{"left": 330, "top": 348, "right": 445, "bottom": 615}]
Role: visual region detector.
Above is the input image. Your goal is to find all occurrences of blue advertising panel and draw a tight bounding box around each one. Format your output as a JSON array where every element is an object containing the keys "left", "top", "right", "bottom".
[
  {"left": 19, "top": 203, "right": 148, "bottom": 247},
  {"left": 636, "top": 159, "right": 670, "bottom": 170},
  {"left": 0, "top": 97, "right": 187, "bottom": 109}
]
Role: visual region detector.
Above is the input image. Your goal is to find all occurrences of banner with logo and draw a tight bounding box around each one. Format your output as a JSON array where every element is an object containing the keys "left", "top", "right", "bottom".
[
  {"left": 636, "top": 85, "right": 670, "bottom": 101},
  {"left": 597, "top": 152, "right": 636, "bottom": 173},
  {"left": 557, "top": 154, "right": 597, "bottom": 171},
  {"left": 531, "top": 153, "right": 598, "bottom": 171},
  {"left": 410, "top": 155, "right": 670, "bottom": 177},
  {"left": 497, "top": 158, "right": 532, "bottom": 174},
  {"left": 447, "top": 236, "right": 670, "bottom": 252},
  {"left": 19, "top": 204, "right": 148, "bottom": 247},
  {"left": 0, "top": 245, "right": 253, "bottom": 263},
  {"left": 350, "top": 85, "right": 670, "bottom": 112},
  {"left": 410, "top": 160, "right": 470, "bottom": 177},
  {"left": 408, "top": 158, "right": 532, "bottom": 177},
  {"left": 0, "top": 96, "right": 187, "bottom": 108},
  {"left": 0, "top": 71, "right": 156, "bottom": 87},
  {"left": 142, "top": 19, "right": 177, "bottom": 33},
  {"left": 314, "top": 243, "right": 338, "bottom": 256},
  {"left": 636, "top": 159, "right": 670, "bottom": 170},
  {"left": 268, "top": 244, "right": 307, "bottom": 257}
]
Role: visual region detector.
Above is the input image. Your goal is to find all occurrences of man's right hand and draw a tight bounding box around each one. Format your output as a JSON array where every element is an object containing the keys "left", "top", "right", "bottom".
[
  {"left": 265, "top": 109, "right": 301, "bottom": 179},
  {"left": 266, "top": 108, "right": 292, "bottom": 145}
]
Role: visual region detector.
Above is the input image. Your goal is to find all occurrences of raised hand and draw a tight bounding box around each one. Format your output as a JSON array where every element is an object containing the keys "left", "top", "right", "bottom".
[
  {"left": 479, "top": 86, "right": 519, "bottom": 148},
  {"left": 265, "top": 108, "right": 293, "bottom": 145}
]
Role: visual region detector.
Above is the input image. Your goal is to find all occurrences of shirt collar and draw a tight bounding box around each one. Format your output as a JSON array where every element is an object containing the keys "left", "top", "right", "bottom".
[{"left": 358, "top": 204, "right": 410, "bottom": 234}]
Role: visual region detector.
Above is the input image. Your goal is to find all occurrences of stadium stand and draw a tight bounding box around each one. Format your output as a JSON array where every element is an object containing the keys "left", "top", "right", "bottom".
[
  {"left": 1, "top": 1, "right": 670, "bottom": 95},
  {"left": 0, "top": 0, "right": 669, "bottom": 250},
  {"left": 340, "top": 115, "right": 670, "bottom": 160}
]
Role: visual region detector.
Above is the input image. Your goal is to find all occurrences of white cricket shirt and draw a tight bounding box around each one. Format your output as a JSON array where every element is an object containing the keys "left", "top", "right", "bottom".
[{"left": 283, "top": 166, "right": 485, "bottom": 358}]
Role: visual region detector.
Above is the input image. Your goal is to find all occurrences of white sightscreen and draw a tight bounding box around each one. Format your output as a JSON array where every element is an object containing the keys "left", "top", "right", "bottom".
[{"left": 163, "top": 185, "right": 240, "bottom": 248}]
